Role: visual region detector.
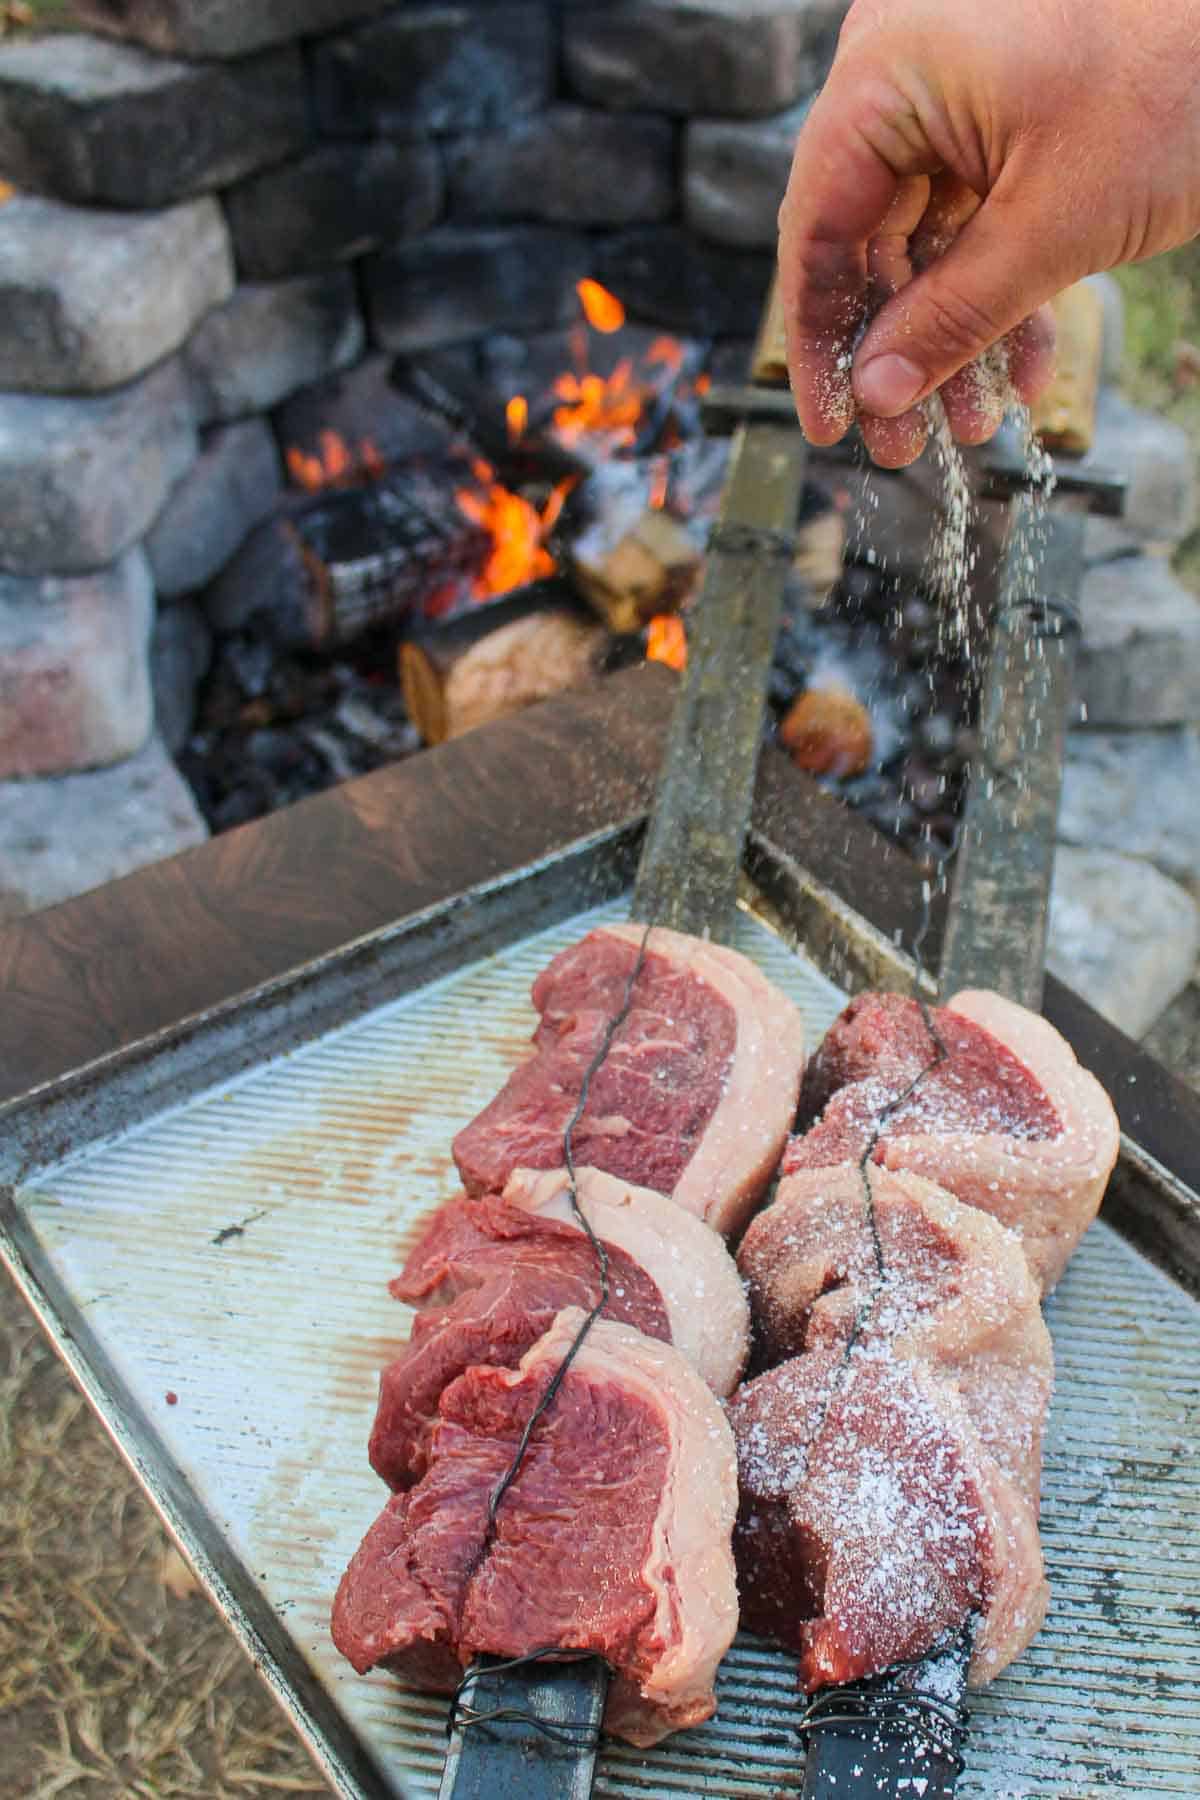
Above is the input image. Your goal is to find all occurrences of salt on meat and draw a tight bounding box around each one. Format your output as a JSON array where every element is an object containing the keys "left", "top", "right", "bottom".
[
  {"left": 452, "top": 924, "right": 806, "bottom": 1237},
  {"left": 728, "top": 1348, "right": 1048, "bottom": 1690},
  {"left": 737, "top": 1164, "right": 1053, "bottom": 1504},
  {"left": 334, "top": 1311, "right": 740, "bottom": 1747},
  {"left": 786, "top": 988, "right": 1119, "bottom": 1291}
]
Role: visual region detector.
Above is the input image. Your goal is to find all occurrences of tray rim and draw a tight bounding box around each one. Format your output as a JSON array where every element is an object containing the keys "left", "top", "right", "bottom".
[{"left": 4, "top": 780, "right": 1200, "bottom": 1798}]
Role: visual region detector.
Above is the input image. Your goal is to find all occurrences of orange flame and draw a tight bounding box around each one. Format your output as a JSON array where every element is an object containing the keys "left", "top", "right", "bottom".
[
  {"left": 457, "top": 458, "right": 575, "bottom": 599},
  {"left": 506, "top": 395, "right": 528, "bottom": 445},
  {"left": 648, "top": 460, "right": 670, "bottom": 510},
  {"left": 552, "top": 363, "right": 643, "bottom": 448},
  {"left": 577, "top": 279, "right": 626, "bottom": 334},
  {"left": 286, "top": 429, "right": 383, "bottom": 493},
  {"left": 646, "top": 614, "right": 687, "bottom": 672}
]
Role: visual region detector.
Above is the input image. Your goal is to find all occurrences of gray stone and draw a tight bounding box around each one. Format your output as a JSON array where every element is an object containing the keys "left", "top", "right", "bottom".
[
  {"left": 1075, "top": 554, "right": 1200, "bottom": 727},
  {"left": 0, "top": 359, "right": 197, "bottom": 577},
  {"left": 564, "top": 1, "right": 841, "bottom": 117},
  {"left": 224, "top": 141, "right": 442, "bottom": 283},
  {"left": 0, "top": 734, "right": 208, "bottom": 922},
  {"left": 0, "top": 549, "right": 154, "bottom": 778},
  {"left": 313, "top": 5, "right": 553, "bottom": 138},
  {"left": 594, "top": 226, "right": 774, "bottom": 335},
  {"left": 1141, "top": 979, "right": 1200, "bottom": 1090},
  {"left": 1078, "top": 389, "right": 1197, "bottom": 546},
  {"left": 0, "top": 34, "right": 308, "bottom": 209},
  {"left": 273, "top": 352, "right": 454, "bottom": 469},
  {"left": 74, "top": 0, "right": 398, "bottom": 59},
  {"left": 184, "top": 271, "right": 365, "bottom": 425},
  {"left": 1057, "top": 727, "right": 1200, "bottom": 886},
  {"left": 1047, "top": 844, "right": 1200, "bottom": 1039},
  {"left": 144, "top": 419, "right": 282, "bottom": 600},
  {"left": 447, "top": 107, "right": 675, "bottom": 227},
  {"left": 685, "top": 99, "right": 812, "bottom": 248},
  {"left": 151, "top": 600, "right": 211, "bottom": 754},
  {"left": 363, "top": 227, "right": 589, "bottom": 354},
  {"left": 0, "top": 194, "right": 233, "bottom": 395},
  {"left": 1084, "top": 273, "right": 1125, "bottom": 383}
]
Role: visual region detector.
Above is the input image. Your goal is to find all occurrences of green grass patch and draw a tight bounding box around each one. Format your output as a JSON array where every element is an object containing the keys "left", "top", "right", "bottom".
[{"left": 1115, "top": 245, "right": 1200, "bottom": 588}]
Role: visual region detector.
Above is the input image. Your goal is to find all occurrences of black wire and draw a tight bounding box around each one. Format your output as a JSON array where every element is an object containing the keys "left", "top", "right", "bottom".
[{"left": 451, "top": 922, "right": 656, "bottom": 1739}]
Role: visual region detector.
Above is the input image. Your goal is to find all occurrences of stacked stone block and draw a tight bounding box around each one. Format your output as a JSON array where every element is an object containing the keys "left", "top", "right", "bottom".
[{"left": 0, "top": 0, "right": 842, "bottom": 802}]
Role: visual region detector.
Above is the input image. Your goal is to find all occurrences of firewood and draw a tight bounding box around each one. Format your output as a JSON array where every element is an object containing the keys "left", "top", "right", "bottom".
[
  {"left": 401, "top": 605, "right": 606, "bottom": 745},
  {"left": 751, "top": 274, "right": 789, "bottom": 387},
  {"left": 1031, "top": 282, "right": 1104, "bottom": 455},
  {"left": 570, "top": 508, "right": 702, "bottom": 635},
  {"left": 793, "top": 505, "right": 846, "bottom": 600}
]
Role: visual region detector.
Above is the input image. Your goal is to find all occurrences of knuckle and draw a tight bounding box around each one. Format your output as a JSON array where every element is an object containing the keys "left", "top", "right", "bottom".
[{"left": 920, "top": 286, "right": 1003, "bottom": 362}]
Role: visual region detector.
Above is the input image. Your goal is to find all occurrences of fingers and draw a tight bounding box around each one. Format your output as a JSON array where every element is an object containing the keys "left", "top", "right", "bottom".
[
  {"left": 778, "top": 75, "right": 943, "bottom": 444},
  {"left": 852, "top": 172, "right": 1073, "bottom": 418}
]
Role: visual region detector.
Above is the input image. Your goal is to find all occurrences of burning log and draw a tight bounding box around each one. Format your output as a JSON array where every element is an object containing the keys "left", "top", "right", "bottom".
[
  {"left": 400, "top": 587, "right": 606, "bottom": 745},
  {"left": 1031, "top": 281, "right": 1104, "bottom": 455},
  {"left": 571, "top": 506, "right": 703, "bottom": 635}
]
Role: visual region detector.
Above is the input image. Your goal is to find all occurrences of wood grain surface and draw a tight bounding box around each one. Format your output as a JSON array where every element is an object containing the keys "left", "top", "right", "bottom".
[{"left": 4, "top": 663, "right": 1200, "bottom": 1255}]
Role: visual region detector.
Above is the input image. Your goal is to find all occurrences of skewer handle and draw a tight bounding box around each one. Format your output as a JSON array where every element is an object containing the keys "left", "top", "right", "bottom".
[
  {"left": 439, "top": 1657, "right": 608, "bottom": 1800},
  {"left": 939, "top": 502, "right": 1085, "bottom": 1008},
  {"left": 631, "top": 421, "right": 807, "bottom": 942}
]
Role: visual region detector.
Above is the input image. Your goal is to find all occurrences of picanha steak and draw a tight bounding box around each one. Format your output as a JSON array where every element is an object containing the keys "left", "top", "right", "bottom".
[
  {"left": 370, "top": 1167, "right": 749, "bottom": 1489},
  {"left": 334, "top": 1311, "right": 740, "bottom": 1747},
  {"left": 786, "top": 988, "right": 1119, "bottom": 1291},
  {"left": 452, "top": 923, "right": 806, "bottom": 1236}
]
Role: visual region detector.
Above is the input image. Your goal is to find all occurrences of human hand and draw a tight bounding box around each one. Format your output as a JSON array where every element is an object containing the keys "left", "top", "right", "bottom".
[{"left": 778, "top": 0, "right": 1200, "bottom": 466}]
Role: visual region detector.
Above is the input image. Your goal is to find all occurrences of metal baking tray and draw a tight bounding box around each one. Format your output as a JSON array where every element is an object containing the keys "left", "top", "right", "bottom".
[{"left": 3, "top": 836, "right": 1198, "bottom": 1799}]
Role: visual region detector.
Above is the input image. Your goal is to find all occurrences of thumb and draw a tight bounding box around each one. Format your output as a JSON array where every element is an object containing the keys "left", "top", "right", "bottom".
[{"left": 853, "top": 181, "right": 1074, "bottom": 417}]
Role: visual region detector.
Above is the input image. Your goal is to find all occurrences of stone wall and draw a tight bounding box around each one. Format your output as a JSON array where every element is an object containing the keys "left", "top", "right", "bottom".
[{"left": 0, "top": 0, "right": 846, "bottom": 783}]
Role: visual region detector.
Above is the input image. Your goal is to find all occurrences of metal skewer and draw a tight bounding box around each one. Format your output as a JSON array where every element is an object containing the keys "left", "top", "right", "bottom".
[
  {"left": 795, "top": 439, "right": 1126, "bottom": 1799},
  {"left": 439, "top": 405, "right": 808, "bottom": 1798}
]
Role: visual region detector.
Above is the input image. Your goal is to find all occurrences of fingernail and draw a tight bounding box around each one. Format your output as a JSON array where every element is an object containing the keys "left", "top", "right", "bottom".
[{"left": 855, "top": 353, "right": 926, "bottom": 417}]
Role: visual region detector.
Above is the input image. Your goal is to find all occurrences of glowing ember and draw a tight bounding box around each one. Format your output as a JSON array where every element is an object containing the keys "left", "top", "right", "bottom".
[
  {"left": 506, "top": 395, "right": 529, "bottom": 444},
  {"left": 456, "top": 458, "right": 575, "bottom": 598},
  {"left": 286, "top": 429, "right": 383, "bottom": 493},
  {"left": 577, "top": 278, "right": 626, "bottom": 334},
  {"left": 646, "top": 614, "right": 687, "bottom": 672}
]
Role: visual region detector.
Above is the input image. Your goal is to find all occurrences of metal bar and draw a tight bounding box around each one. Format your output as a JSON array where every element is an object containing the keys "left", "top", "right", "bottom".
[
  {"left": 631, "top": 421, "right": 808, "bottom": 940},
  {"left": 700, "top": 386, "right": 1127, "bottom": 517},
  {"left": 440, "top": 1659, "right": 608, "bottom": 1800},
  {"left": 939, "top": 502, "right": 1086, "bottom": 1005},
  {"left": 445, "top": 418, "right": 807, "bottom": 1795}
]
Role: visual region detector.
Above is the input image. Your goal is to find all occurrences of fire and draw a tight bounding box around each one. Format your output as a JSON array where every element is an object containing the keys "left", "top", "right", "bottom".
[
  {"left": 645, "top": 614, "right": 687, "bottom": 672},
  {"left": 287, "top": 429, "right": 383, "bottom": 493},
  {"left": 552, "top": 362, "right": 644, "bottom": 448},
  {"left": 506, "top": 395, "right": 528, "bottom": 445},
  {"left": 576, "top": 279, "right": 626, "bottom": 334},
  {"left": 457, "top": 458, "right": 575, "bottom": 598}
]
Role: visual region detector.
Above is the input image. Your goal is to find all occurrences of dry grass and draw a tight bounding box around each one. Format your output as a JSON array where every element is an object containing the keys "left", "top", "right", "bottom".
[{"left": 0, "top": 1275, "right": 332, "bottom": 1799}]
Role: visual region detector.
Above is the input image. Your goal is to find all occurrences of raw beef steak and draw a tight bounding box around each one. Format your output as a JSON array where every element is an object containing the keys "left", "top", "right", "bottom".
[
  {"left": 786, "top": 989, "right": 1119, "bottom": 1290},
  {"left": 728, "top": 1347, "right": 1047, "bottom": 1691},
  {"left": 371, "top": 1190, "right": 669, "bottom": 1489},
  {"left": 335, "top": 1311, "right": 739, "bottom": 1747},
  {"left": 452, "top": 923, "right": 806, "bottom": 1236},
  {"left": 737, "top": 1164, "right": 1053, "bottom": 1503}
]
